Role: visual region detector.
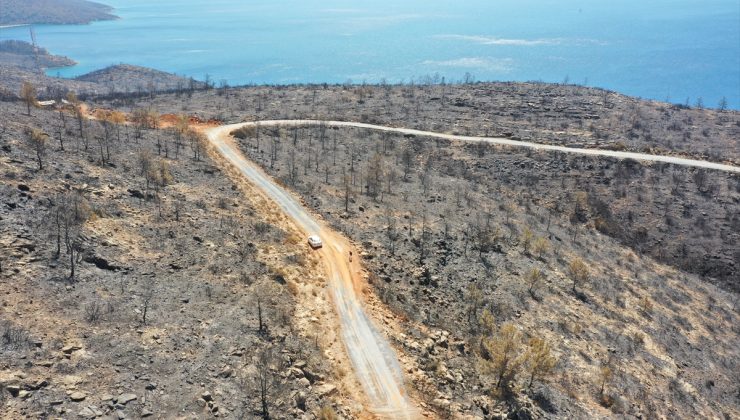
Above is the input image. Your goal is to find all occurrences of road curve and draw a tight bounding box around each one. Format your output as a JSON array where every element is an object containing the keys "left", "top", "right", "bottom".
[
  {"left": 238, "top": 120, "right": 740, "bottom": 173},
  {"left": 205, "top": 124, "right": 420, "bottom": 419},
  {"left": 205, "top": 119, "right": 737, "bottom": 417}
]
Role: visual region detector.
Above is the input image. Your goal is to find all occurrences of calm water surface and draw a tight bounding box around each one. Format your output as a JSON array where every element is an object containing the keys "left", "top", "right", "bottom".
[{"left": 1, "top": 0, "right": 738, "bottom": 108}]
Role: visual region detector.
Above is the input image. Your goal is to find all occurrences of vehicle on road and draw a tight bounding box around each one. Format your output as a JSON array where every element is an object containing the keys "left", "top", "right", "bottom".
[{"left": 308, "top": 235, "right": 323, "bottom": 249}]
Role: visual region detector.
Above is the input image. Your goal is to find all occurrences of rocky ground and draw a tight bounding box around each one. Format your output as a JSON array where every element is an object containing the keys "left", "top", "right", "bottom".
[{"left": 0, "top": 100, "right": 357, "bottom": 419}]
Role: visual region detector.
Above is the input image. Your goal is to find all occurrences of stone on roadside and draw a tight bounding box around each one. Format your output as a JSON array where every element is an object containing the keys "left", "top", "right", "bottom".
[
  {"left": 62, "top": 344, "right": 81, "bottom": 354},
  {"left": 116, "top": 393, "right": 137, "bottom": 405},
  {"left": 314, "top": 383, "right": 337, "bottom": 397},
  {"left": 218, "top": 366, "right": 233, "bottom": 378},
  {"left": 77, "top": 407, "right": 97, "bottom": 419},
  {"left": 70, "top": 391, "right": 87, "bottom": 401}
]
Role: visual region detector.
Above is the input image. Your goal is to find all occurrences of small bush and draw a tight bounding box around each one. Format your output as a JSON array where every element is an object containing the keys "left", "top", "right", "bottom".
[
  {"left": 84, "top": 300, "right": 102, "bottom": 323},
  {"left": 1, "top": 322, "right": 29, "bottom": 350},
  {"left": 317, "top": 406, "right": 337, "bottom": 420}
]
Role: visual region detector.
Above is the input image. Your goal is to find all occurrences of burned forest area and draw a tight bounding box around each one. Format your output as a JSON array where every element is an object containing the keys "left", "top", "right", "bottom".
[{"left": 1, "top": 81, "right": 738, "bottom": 419}]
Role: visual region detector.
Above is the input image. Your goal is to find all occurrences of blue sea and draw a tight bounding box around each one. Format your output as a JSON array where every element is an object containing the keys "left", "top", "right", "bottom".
[{"left": 2, "top": 0, "right": 738, "bottom": 108}]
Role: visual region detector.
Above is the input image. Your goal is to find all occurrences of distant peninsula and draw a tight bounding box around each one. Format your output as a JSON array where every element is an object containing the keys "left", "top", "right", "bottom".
[{"left": 0, "top": 0, "right": 117, "bottom": 25}]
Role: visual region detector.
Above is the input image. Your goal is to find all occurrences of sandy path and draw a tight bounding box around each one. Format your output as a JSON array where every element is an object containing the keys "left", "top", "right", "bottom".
[{"left": 205, "top": 124, "right": 420, "bottom": 419}]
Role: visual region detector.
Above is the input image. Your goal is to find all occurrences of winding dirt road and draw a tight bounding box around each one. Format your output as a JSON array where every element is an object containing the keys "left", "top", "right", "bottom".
[
  {"left": 205, "top": 119, "right": 737, "bottom": 418},
  {"left": 206, "top": 124, "right": 420, "bottom": 419},
  {"left": 235, "top": 120, "right": 740, "bottom": 173}
]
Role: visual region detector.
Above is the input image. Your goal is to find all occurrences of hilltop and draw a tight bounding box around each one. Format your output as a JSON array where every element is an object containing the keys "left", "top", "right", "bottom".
[
  {"left": 0, "top": 0, "right": 116, "bottom": 25},
  {"left": 0, "top": 40, "right": 76, "bottom": 70},
  {"left": 0, "top": 40, "right": 206, "bottom": 101}
]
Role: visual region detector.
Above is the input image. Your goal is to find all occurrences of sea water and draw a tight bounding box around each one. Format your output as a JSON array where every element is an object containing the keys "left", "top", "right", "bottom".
[{"left": 1, "top": 0, "right": 738, "bottom": 108}]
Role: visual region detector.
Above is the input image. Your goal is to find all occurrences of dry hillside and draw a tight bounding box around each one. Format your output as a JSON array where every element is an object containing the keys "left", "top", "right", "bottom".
[
  {"left": 0, "top": 100, "right": 360, "bottom": 418},
  {"left": 1, "top": 80, "right": 738, "bottom": 419}
]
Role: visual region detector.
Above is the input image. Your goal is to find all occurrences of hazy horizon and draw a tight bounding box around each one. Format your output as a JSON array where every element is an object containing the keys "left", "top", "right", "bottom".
[{"left": 1, "top": 0, "right": 738, "bottom": 108}]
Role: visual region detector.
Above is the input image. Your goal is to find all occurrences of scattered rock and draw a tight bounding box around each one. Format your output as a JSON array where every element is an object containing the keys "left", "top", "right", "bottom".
[
  {"left": 314, "top": 383, "right": 337, "bottom": 397},
  {"left": 432, "top": 398, "right": 451, "bottom": 410},
  {"left": 302, "top": 367, "right": 324, "bottom": 383},
  {"left": 116, "top": 393, "right": 137, "bottom": 405},
  {"left": 7, "top": 385, "right": 20, "bottom": 397},
  {"left": 78, "top": 406, "right": 97, "bottom": 418},
  {"left": 127, "top": 189, "right": 146, "bottom": 199},
  {"left": 83, "top": 254, "right": 120, "bottom": 271},
  {"left": 286, "top": 367, "right": 304, "bottom": 378},
  {"left": 27, "top": 379, "right": 48, "bottom": 390},
  {"left": 201, "top": 391, "right": 213, "bottom": 402},
  {"left": 294, "top": 391, "right": 307, "bottom": 410},
  {"left": 141, "top": 408, "right": 154, "bottom": 417},
  {"left": 217, "top": 366, "right": 233, "bottom": 378},
  {"left": 70, "top": 391, "right": 87, "bottom": 401},
  {"left": 62, "top": 344, "right": 82, "bottom": 354}
]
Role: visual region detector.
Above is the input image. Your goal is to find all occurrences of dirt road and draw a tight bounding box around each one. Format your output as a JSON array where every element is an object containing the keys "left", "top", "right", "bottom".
[
  {"left": 205, "top": 118, "right": 739, "bottom": 417},
  {"left": 205, "top": 125, "right": 420, "bottom": 419},
  {"left": 239, "top": 120, "right": 740, "bottom": 173}
]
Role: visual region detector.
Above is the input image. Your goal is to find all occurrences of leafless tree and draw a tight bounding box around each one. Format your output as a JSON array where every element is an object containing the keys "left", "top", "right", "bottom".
[
  {"left": 384, "top": 208, "right": 400, "bottom": 255},
  {"left": 20, "top": 82, "right": 37, "bottom": 116},
  {"left": 367, "top": 152, "right": 384, "bottom": 201},
  {"left": 342, "top": 172, "right": 353, "bottom": 212},
  {"left": 46, "top": 192, "right": 91, "bottom": 279},
  {"left": 56, "top": 108, "right": 66, "bottom": 150},
  {"left": 187, "top": 129, "right": 205, "bottom": 161},
  {"left": 401, "top": 147, "right": 413, "bottom": 181},
  {"left": 269, "top": 135, "right": 279, "bottom": 169},
  {"left": 66, "top": 92, "right": 86, "bottom": 140},
  {"left": 25, "top": 127, "right": 48, "bottom": 170},
  {"left": 248, "top": 346, "right": 287, "bottom": 419},
  {"left": 140, "top": 280, "right": 155, "bottom": 325},
  {"left": 287, "top": 148, "right": 298, "bottom": 185}
]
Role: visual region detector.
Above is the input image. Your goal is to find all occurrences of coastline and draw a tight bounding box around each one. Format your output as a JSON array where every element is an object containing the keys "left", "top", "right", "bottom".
[
  {"left": 0, "top": 1, "right": 737, "bottom": 109},
  {"left": 0, "top": 0, "right": 117, "bottom": 26}
]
